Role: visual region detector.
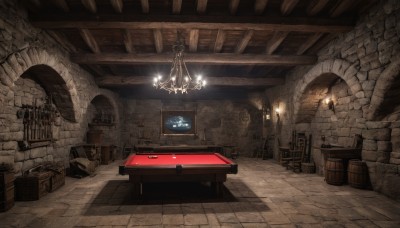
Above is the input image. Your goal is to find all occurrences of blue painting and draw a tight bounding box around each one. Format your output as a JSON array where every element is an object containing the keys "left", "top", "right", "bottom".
[
  {"left": 164, "top": 116, "right": 192, "bottom": 132},
  {"left": 162, "top": 111, "right": 196, "bottom": 135}
]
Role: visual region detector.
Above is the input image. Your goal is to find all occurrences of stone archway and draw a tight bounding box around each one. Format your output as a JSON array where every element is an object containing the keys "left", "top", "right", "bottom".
[
  {"left": 368, "top": 54, "right": 400, "bottom": 121},
  {"left": 0, "top": 48, "right": 79, "bottom": 122},
  {"left": 293, "top": 59, "right": 365, "bottom": 123}
]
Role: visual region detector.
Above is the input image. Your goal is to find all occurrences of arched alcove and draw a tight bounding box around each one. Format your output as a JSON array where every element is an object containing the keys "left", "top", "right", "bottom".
[
  {"left": 21, "top": 65, "right": 76, "bottom": 122},
  {"left": 293, "top": 59, "right": 365, "bottom": 124},
  {"left": 368, "top": 55, "right": 400, "bottom": 121}
]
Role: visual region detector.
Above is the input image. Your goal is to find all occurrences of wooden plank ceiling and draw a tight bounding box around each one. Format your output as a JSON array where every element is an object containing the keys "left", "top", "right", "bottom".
[{"left": 24, "top": 0, "right": 377, "bottom": 98}]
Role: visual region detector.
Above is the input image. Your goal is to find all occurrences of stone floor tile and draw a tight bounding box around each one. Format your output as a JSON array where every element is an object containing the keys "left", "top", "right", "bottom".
[
  {"left": 260, "top": 211, "right": 291, "bottom": 225},
  {"left": 128, "top": 213, "right": 163, "bottom": 226},
  {"left": 184, "top": 213, "right": 209, "bottom": 225},
  {"left": 96, "top": 215, "right": 131, "bottom": 226}
]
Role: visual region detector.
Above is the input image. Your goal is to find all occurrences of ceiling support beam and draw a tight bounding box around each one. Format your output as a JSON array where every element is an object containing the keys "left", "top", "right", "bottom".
[
  {"left": 110, "top": 0, "right": 123, "bottom": 13},
  {"left": 153, "top": 29, "right": 163, "bottom": 53},
  {"left": 141, "top": 0, "right": 149, "bottom": 13},
  {"left": 52, "top": 0, "right": 69, "bottom": 12},
  {"left": 229, "top": 0, "right": 240, "bottom": 15},
  {"left": 265, "top": 31, "right": 289, "bottom": 54},
  {"left": 330, "top": 0, "right": 355, "bottom": 18},
  {"left": 47, "top": 30, "right": 78, "bottom": 53},
  {"left": 307, "top": 0, "right": 329, "bottom": 16},
  {"left": 254, "top": 0, "right": 268, "bottom": 15},
  {"left": 172, "top": 0, "right": 182, "bottom": 14},
  {"left": 213, "top": 30, "right": 226, "bottom": 53},
  {"left": 79, "top": 29, "right": 101, "bottom": 53},
  {"left": 32, "top": 19, "right": 353, "bottom": 33},
  {"left": 235, "top": 30, "right": 254, "bottom": 54},
  {"left": 81, "top": 0, "right": 97, "bottom": 13},
  {"left": 197, "top": 0, "right": 208, "bottom": 14},
  {"left": 123, "top": 30, "right": 135, "bottom": 53},
  {"left": 96, "top": 75, "right": 285, "bottom": 87},
  {"left": 189, "top": 29, "right": 199, "bottom": 52},
  {"left": 71, "top": 53, "right": 317, "bottom": 66},
  {"left": 281, "top": 0, "right": 299, "bottom": 16},
  {"left": 296, "top": 33, "right": 323, "bottom": 55},
  {"left": 306, "top": 33, "right": 337, "bottom": 54}
]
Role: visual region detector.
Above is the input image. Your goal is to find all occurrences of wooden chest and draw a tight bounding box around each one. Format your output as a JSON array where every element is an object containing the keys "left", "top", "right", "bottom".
[
  {"left": 15, "top": 171, "right": 51, "bottom": 201},
  {"left": 49, "top": 166, "right": 65, "bottom": 192},
  {"left": 0, "top": 172, "right": 15, "bottom": 212}
]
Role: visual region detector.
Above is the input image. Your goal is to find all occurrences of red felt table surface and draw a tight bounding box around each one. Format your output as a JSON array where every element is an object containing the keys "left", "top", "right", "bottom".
[{"left": 125, "top": 153, "right": 230, "bottom": 166}]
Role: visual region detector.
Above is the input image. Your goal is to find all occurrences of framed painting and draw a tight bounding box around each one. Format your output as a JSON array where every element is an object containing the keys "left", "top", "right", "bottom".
[{"left": 161, "top": 110, "right": 196, "bottom": 135}]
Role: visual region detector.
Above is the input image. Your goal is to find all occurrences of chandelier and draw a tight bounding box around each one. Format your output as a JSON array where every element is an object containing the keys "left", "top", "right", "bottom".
[{"left": 153, "top": 32, "right": 206, "bottom": 94}]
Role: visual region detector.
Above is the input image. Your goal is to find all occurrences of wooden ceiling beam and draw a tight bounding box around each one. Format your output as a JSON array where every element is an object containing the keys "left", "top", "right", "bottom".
[
  {"left": 254, "top": 0, "right": 268, "bottom": 15},
  {"left": 306, "top": 33, "right": 337, "bottom": 54},
  {"left": 123, "top": 29, "right": 135, "bottom": 53},
  {"left": 213, "top": 29, "right": 226, "bottom": 53},
  {"left": 81, "top": 0, "right": 97, "bottom": 13},
  {"left": 141, "top": 0, "right": 149, "bottom": 13},
  {"left": 330, "top": 0, "right": 355, "bottom": 18},
  {"left": 265, "top": 31, "right": 289, "bottom": 55},
  {"left": 235, "top": 30, "right": 254, "bottom": 54},
  {"left": 229, "top": 0, "right": 240, "bottom": 15},
  {"left": 110, "top": 0, "right": 123, "bottom": 13},
  {"left": 172, "top": 0, "right": 182, "bottom": 14},
  {"left": 96, "top": 75, "right": 285, "bottom": 87},
  {"left": 189, "top": 29, "right": 199, "bottom": 52},
  {"left": 281, "top": 0, "right": 299, "bottom": 16},
  {"left": 47, "top": 30, "right": 78, "bottom": 53},
  {"left": 153, "top": 29, "right": 163, "bottom": 53},
  {"left": 79, "top": 28, "right": 101, "bottom": 53},
  {"left": 307, "top": 0, "right": 329, "bottom": 16},
  {"left": 296, "top": 33, "right": 323, "bottom": 55},
  {"left": 52, "top": 0, "right": 69, "bottom": 12},
  {"left": 32, "top": 18, "right": 353, "bottom": 33},
  {"left": 197, "top": 0, "right": 208, "bottom": 14},
  {"left": 71, "top": 53, "right": 317, "bottom": 66},
  {"left": 25, "top": 0, "right": 42, "bottom": 12}
]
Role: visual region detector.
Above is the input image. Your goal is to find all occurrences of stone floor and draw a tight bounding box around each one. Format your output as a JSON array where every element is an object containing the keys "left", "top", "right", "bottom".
[{"left": 1, "top": 157, "right": 400, "bottom": 228}]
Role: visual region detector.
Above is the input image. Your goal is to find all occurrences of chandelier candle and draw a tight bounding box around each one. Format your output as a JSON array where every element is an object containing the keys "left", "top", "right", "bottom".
[{"left": 153, "top": 32, "right": 206, "bottom": 94}]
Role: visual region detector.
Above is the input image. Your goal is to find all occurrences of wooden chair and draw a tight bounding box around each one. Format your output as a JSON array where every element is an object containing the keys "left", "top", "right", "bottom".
[
  {"left": 287, "top": 136, "right": 306, "bottom": 172},
  {"left": 278, "top": 138, "right": 292, "bottom": 166}
]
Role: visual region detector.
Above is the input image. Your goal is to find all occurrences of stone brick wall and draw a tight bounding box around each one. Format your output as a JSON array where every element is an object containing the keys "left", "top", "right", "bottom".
[
  {"left": 121, "top": 99, "right": 264, "bottom": 157},
  {"left": 0, "top": 1, "right": 123, "bottom": 174},
  {"left": 266, "top": 0, "right": 400, "bottom": 199}
]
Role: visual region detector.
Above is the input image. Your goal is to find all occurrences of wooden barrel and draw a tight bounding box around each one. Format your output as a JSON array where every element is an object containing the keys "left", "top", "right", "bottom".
[
  {"left": 325, "top": 158, "right": 344, "bottom": 186},
  {"left": 87, "top": 130, "right": 103, "bottom": 144},
  {"left": 348, "top": 159, "right": 368, "bottom": 189}
]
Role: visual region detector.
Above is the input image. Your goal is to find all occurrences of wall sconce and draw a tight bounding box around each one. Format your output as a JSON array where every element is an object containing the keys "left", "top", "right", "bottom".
[
  {"left": 325, "top": 97, "right": 335, "bottom": 111},
  {"left": 275, "top": 108, "right": 280, "bottom": 118},
  {"left": 264, "top": 108, "right": 271, "bottom": 120}
]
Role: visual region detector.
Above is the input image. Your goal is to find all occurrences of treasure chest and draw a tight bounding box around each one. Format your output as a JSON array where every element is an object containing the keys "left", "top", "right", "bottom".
[{"left": 15, "top": 171, "right": 51, "bottom": 201}]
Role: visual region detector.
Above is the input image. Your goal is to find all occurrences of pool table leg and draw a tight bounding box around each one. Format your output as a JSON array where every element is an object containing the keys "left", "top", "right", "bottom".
[
  {"left": 129, "top": 175, "right": 142, "bottom": 198},
  {"left": 211, "top": 182, "right": 224, "bottom": 197}
]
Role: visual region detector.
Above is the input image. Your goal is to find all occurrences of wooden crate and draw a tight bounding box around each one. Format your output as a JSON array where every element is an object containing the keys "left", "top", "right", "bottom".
[
  {"left": 0, "top": 185, "right": 14, "bottom": 212},
  {"left": 15, "top": 171, "right": 51, "bottom": 201},
  {"left": 0, "top": 172, "right": 14, "bottom": 188},
  {"left": 101, "top": 146, "right": 111, "bottom": 165}
]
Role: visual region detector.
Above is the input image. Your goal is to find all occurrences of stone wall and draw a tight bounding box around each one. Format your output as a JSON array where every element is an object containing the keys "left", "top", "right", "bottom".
[
  {"left": 266, "top": 0, "right": 400, "bottom": 200},
  {"left": 121, "top": 98, "right": 264, "bottom": 157},
  {"left": 0, "top": 1, "right": 122, "bottom": 174}
]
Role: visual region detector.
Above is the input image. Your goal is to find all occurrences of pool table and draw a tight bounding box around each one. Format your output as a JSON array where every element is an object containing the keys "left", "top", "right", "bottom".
[{"left": 119, "top": 153, "right": 238, "bottom": 197}]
